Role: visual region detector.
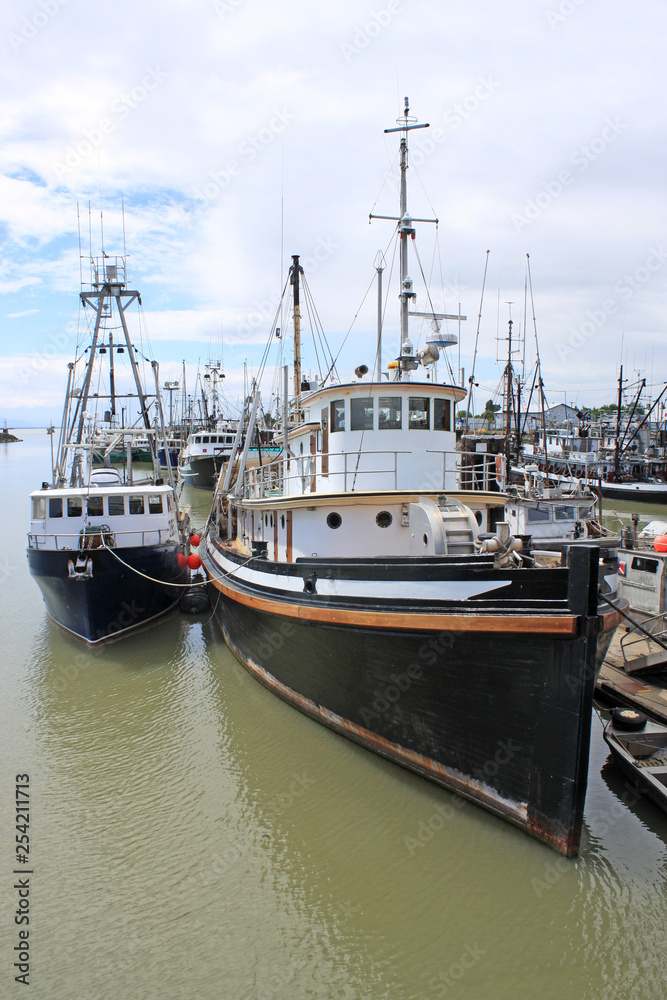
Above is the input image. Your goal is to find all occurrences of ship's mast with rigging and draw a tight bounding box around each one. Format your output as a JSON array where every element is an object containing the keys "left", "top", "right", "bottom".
[{"left": 370, "top": 97, "right": 464, "bottom": 379}]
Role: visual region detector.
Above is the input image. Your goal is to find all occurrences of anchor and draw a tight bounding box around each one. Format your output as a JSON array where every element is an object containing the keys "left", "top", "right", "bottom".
[{"left": 68, "top": 556, "right": 93, "bottom": 580}]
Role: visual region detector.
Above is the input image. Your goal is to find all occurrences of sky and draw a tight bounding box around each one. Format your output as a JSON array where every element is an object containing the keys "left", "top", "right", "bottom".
[{"left": 1, "top": 0, "right": 665, "bottom": 427}]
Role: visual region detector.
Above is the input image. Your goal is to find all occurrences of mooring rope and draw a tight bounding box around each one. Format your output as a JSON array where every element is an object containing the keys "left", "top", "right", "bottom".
[{"left": 98, "top": 536, "right": 258, "bottom": 588}]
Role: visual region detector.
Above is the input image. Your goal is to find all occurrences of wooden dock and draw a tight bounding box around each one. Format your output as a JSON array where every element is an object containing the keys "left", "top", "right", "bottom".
[{"left": 597, "top": 625, "right": 667, "bottom": 723}]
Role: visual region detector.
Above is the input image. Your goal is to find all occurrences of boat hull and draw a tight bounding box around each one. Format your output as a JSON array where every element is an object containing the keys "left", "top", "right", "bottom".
[
  {"left": 27, "top": 543, "right": 186, "bottom": 643},
  {"left": 203, "top": 540, "right": 609, "bottom": 856},
  {"left": 178, "top": 454, "right": 222, "bottom": 490}
]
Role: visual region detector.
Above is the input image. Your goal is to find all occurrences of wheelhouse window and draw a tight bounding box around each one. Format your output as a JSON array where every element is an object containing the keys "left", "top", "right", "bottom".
[
  {"left": 148, "top": 495, "right": 163, "bottom": 514},
  {"left": 32, "top": 497, "right": 46, "bottom": 520},
  {"left": 408, "top": 397, "right": 430, "bottom": 430},
  {"left": 378, "top": 397, "right": 402, "bottom": 430},
  {"left": 108, "top": 495, "right": 125, "bottom": 516},
  {"left": 527, "top": 505, "right": 551, "bottom": 523},
  {"left": 202, "top": 436, "right": 210, "bottom": 444},
  {"left": 67, "top": 497, "right": 83, "bottom": 517},
  {"left": 129, "top": 495, "right": 145, "bottom": 515},
  {"left": 631, "top": 556, "right": 659, "bottom": 573},
  {"left": 554, "top": 505, "right": 576, "bottom": 521},
  {"left": 331, "top": 399, "right": 345, "bottom": 432},
  {"left": 351, "top": 397, "right": 374, "bottom": 431},
  {"left": 87, "top": 496, "right": 104, "bottom": 517},
  {"left": 49, "top": 497, "right": 63, "bottom": 518},
  {"left": 434, "top": 398, "right": 451, "bottom": 431}
]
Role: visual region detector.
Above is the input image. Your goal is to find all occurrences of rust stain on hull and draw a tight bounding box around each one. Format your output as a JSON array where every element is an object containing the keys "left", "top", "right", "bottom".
[{"left": 219, "top": 628, "right": 565, "bottom": 845}]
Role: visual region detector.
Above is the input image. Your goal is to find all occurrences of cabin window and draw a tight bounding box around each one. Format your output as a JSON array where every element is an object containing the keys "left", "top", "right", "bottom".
[
  {"left": 49, "top": 497, "right": 63, "bottom": 518},
  {"left": 376, "top": 511, "right": 393, "bottom": 528},
  {"left": 434, "top": 398, "right": 451, "bottom": 431},
  {"left": 631, "top": 556, "right": 659, "bottom": 574},
  {"left": 87, "top": 496, "right": 104, "bottom": 517},
  {"left": 527, "top": 505, "right": 551, "bottom": 523},
  {"left": 129, "top": 495, "right": 145, "bottom": 515},
  {"left": 351, "top": 397, "right": 374, "bottom": 431},
  {"left": 202, "top": 436, "right": 210, "bottom": 444},
  {"left": 331, "top": 400, "right": 345, "bottom": 432},
  {"left": 408, "top": 397, "right": 430, "bottom": 430},
  {"left": 148, "top": 495, "right": 163, "bottom": 514},
  {"left": 378, "top": 397, "right": 402, "bottom": 429},
  {"left": 67, "top": 497, "right": 83, "bottom": 517},
  {"left": 32, "top": 497, "right": 46, "bottom": 520},
  {"left": 195, "top": 436, "right": 202, "bottom": 444},
  {"left": 108, "top": 495, "right": 125, "bottom": 516},
  {"left": 327, "top": 512, "right": 342, "bottom": 529},
  {"left": 554, "top": 505, "right": 576, "bottom": 521}
]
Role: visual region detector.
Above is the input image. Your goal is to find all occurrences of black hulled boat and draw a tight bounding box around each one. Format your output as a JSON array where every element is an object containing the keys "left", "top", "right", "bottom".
[{"left": 201, "top": 100, "right": 623, "bottom": 855}]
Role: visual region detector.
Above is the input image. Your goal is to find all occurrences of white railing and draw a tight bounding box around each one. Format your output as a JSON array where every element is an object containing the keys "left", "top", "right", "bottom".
[
  {"left": 27, "top": 525, "right": 176, "bottom": 551},
  {"left": 238, "top": 448, "right": 501, "bottom": 499}
]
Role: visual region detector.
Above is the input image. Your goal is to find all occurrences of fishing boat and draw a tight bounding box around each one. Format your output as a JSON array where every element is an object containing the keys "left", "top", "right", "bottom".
[
  {"left": 603, "top": 708, "right": 667, "bottom": 816},
  {"left": 201, "top": 100, "right": 623, "bottom": 856},
  {"left": 27, "top": 254, "right": 189, "bottom": 643}
]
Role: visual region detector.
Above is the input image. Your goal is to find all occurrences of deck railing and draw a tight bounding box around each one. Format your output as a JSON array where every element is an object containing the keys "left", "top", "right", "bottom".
[
  {"left": 237, "top": 448, "right": 501, "bottom": 499},
  {"left": 27, "top": 525, "right": 176, "bottom": 550}
]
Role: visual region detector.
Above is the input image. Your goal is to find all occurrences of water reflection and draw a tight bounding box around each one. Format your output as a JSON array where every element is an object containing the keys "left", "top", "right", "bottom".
[{"left": 5, "top": 435, "right": 667, "bottom": 998}]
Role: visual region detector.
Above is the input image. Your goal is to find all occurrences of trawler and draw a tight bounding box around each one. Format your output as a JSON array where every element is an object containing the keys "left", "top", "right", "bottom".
[
  {"left": 201, "top": 100, "right": 622, "bottom": 856},
  {"left": 27, "top": 255, "right": 189, "bottom": 642}
]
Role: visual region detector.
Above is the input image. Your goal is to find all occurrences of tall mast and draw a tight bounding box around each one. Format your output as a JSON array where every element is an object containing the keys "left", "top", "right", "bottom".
[
  {"left": 505, "top": 314, "right": 513, "bottom": 469},
  {"left": 370, "top": 98, "right": 462, "bottom": 377},
  {"left": 614, "top": 365, "right": 623, "bottom": 480},
  {"left": 290, "top": 255, "right": 303, "bottom": 414}
]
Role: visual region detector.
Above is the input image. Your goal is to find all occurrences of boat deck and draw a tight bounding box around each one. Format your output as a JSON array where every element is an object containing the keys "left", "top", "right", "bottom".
[{"left": 597, "top": 626, "right": 667, "bottom": 723}]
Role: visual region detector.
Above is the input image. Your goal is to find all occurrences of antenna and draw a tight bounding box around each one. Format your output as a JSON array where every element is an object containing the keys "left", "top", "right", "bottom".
[
  {"left": 77, "top": 203, "right": 83, "bottom": 288},
  {"left": 122, "top": 198, "right": 127, "bottom": 281}
]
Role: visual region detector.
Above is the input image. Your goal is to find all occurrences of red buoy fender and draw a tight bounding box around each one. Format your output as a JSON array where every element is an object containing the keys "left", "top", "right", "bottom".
[{"left": 654, "top": 536, "right": 667, "bottom": 552}]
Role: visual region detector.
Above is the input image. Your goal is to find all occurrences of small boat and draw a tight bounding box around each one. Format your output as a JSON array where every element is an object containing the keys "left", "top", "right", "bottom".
[
  {"left": 603, "top": 707, "right": 667, "bottom": 815},
  {"left": 27, "top": 254, "right": 189, "bottom": 643}
]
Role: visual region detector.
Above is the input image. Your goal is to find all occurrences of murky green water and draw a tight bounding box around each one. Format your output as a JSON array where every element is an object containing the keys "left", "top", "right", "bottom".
[{"left": 2, "top": 429, "right": 667, "bottom": 999}]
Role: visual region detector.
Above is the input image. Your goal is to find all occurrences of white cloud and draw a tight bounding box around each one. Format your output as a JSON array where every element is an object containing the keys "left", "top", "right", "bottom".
[{"left": 0, "top": 0, "right": 665, "bottom": 426}]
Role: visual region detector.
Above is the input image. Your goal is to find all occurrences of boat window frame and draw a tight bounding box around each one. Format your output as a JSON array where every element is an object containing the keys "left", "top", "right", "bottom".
[
  {"left": 434, "top": 398, "right": 451, "bottom": 432},
  {"left": 107, "top": 495, "right": 125, "bottom": 516},
  {"left": 408, "top": 396, "right": 430, "bottom": 430},
  {"left": 129, "top": 494, "right": 145, "bottom": 515},
  {"left": 378, "top": 396, "right": 402, "bottom": 430},
  {"left": 331, "top": 399, "right": 345, "bottom": 433},
  {"left": 87, "top": 495, "right": 104, "bottom": 518},
  {"left": 32, "top": 497, "right": 46, "bottom": 520},
  {"left": 148, "top": 494, "right": 163, "bottom": 515},
  {"left": 350, "top": 397, "right": 374, "bottom": 431},
  {"left": 67, "top": 496, "right": 83, "bottom": 518}
]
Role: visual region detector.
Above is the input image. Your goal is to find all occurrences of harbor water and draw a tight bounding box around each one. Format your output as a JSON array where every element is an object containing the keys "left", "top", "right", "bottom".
[{"left": 3, "top": 429, "right": 667, "bottom": 999}]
